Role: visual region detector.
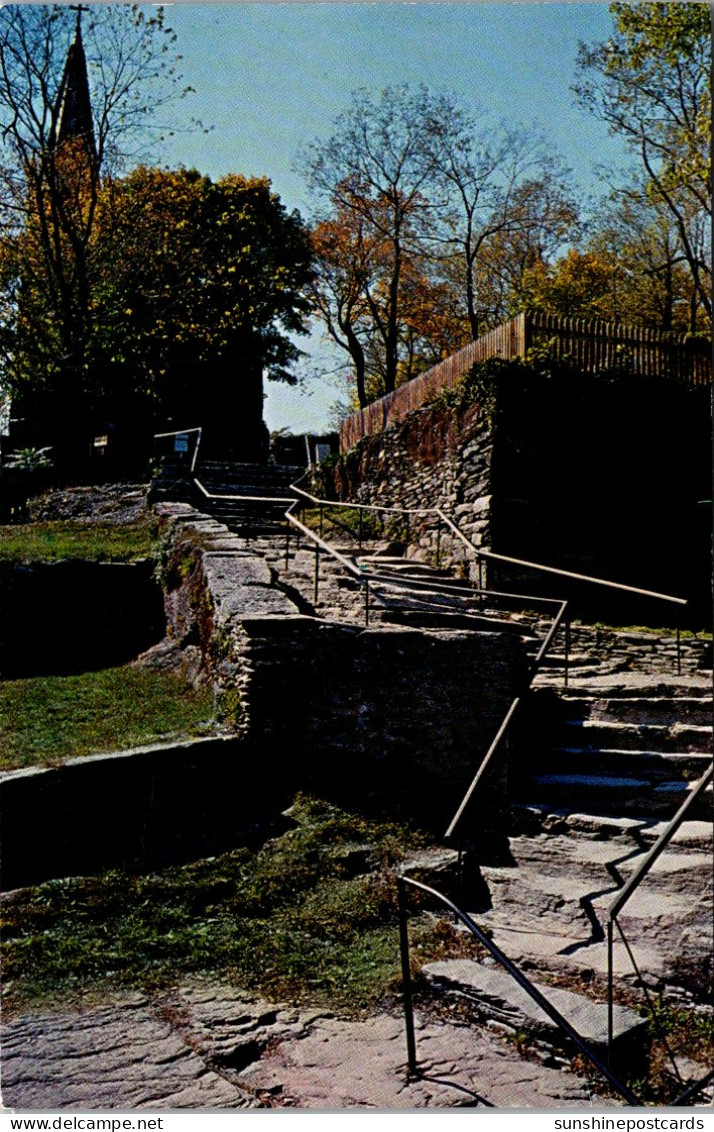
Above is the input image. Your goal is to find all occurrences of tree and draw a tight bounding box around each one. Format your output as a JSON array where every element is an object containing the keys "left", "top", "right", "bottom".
[
  {"left": 301, "top": 86, "right": 451, "bottom": 398},
  {"left": 423, "top": 100, "right": 579, "bottom": 336},
  {"left": 309, "top": 191, "right": 375, "bottom": 410},
  {"left": 303, "top": 85, "right": 579, "bottom": 405},
  {"left": 0, "top": 5, "right": 188, "bottom": 457},
  {"left": 587, "top": 184, "right": 704, "bottom": 331},
  {"left": 90, "top": 167, "right": 313, "bottom": 454},
  {"left": 574, "top": 2, "right": 711, "bottom": 323}
]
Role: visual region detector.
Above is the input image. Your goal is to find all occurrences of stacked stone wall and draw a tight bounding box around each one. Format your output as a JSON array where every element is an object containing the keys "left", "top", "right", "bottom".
[
  {"left": 333, "top": 401, "right": 493, "bottom": 565},
  {"left": 156, "top": 503, "right": 526, "bottom": 797},
  {"left": 332, "top": 371, "right": 711, "bottom": 622}
]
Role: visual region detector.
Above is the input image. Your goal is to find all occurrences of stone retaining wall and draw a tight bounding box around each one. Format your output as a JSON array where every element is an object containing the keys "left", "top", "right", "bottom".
[
  {"left": 566, "top": 622, "right": 712, "bottom": 676},
  {"left": 331, "top": 370, "right": 711, "bottom": 622},
  {"left": 156, "top": 503, "right": 527, "bottom": 795},
  {"left": 0, "top": 735, "right": 290, "bottom": 890},
  {"left": 332, "top": 402, "right": 493, "bottom": 566},
  {"left": 0, "top": 504, "right": 528, "bottom": 886}
]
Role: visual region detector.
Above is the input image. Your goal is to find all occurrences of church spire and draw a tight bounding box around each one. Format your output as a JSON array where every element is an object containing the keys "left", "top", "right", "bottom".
[{"left": 53, "top": 7, "right": 96, "bottom": 163}]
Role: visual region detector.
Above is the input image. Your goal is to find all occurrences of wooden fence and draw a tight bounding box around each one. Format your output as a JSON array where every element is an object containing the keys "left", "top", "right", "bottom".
[{"left": 339, "top": 311, "right": 712, "bottom": 452}]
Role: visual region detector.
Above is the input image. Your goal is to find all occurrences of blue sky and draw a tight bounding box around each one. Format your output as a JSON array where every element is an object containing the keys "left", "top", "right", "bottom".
[{"left": 157, "top": 3, "right": 632, "bottom": 433}]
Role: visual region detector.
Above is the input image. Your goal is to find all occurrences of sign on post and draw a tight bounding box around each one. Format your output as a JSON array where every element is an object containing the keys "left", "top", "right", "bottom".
[{"left": 174, "top": 433, "right": 189, "bottom": 454}]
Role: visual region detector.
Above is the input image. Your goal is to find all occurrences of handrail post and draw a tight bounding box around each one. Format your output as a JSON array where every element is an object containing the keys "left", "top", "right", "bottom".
[
  {"left": 607, "top": 918, "right": 614, "bottom": 1068},
  {"left": 364, "top": 580, "right": 370, "bottom": 626},
  {"left": 285, "top": 528, "right": 290, "bottom": 570},
  {"left": 319, "top": 503, "right": 324, "bottom": 539},
  {"left": 564, "top": 614, "right": 570, "bottom": 688},
  {"left": 314, "top": 543, "right": 320, "bottom": 603},
  {"left": 397, "top": 878, "right": 418, "bottom": 1076},
  {"left": 405, "top": 512, "right": 410, "bottom": 546},
  {"left": 436, "top": 519, "right": 442, "bottom": 567},
  {"left": 358, "top": 508, "right": 363, "bottom": 550},
  {"left": 676, "top": 620, "right": 681, "bottom": 676}
]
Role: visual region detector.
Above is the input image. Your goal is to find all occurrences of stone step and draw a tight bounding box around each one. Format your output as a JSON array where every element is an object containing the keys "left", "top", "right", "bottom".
[
  {"left": 450, "top": 810, "right": 713, "bottom": 994},
  {"left": 638, "top": 816, "right": 713, "bottom": 850},
  {"left": 517, "top": 774, "right": 709, "bottom": 820},
  {"left": 363, "top": 572, "right": 474, "bottom": 597},
  {"left": 544, "top": 674, "right": 713, "bottom": 697},
  {"left": 356, "top": 557, "right": 455, "bottom": 577},
  {"left": 614, "top": 847, "right": 713, "bottom": 897},
  {"left": 540, "top": 746, "right": 711, "bottom": 781},
  {"left": 198, "top": 461, "right": 301, "bottom": 482},
  {"left": 589, "top": 885, "right": 712, "bottom": 973},
  {"left": 377, "top": 609, "right": 530, "bottom": 634},
  {"left": 422, "top": 959, "right": 648, "bottom": 1071},
  {"left": 555, "top": 695, "right": 713, "bottom": 727},
  {"left": 471, "top": 871, "right": 600, "bottom": 943},
  {"left": 203, "top": 501, "right": 287, "bottom": 512}
]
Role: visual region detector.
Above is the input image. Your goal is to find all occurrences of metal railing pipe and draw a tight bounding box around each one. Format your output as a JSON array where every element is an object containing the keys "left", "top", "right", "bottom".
[
  {"left": 194, "top": 478, "right": 293, "bottom": 505},
  {"left": 608, "top": 761, "right": 713, "bottom": 922},
  {"left": 314, "top": 542, "right": 320, "bottom": 603},
  {"left": 398, "top": 876, "right": 639, "bottom": 1104},
  {"left": 396, "top": 878, "right": 418, "bottom": 1074},
  {"left": 153, "top": 426, "right": 203, "bottom": 473},
  {"left": 285, "top": 511, "right": 363, "bottom": 582},
  {"left": 445, "top": 599, "right": 568, "bottom": 842},
  {"left": 445, "top": 696, "right": 523, "bottom": 841},
  {"left": 435, "top": 510, "right": 688, "bottom": 607}
]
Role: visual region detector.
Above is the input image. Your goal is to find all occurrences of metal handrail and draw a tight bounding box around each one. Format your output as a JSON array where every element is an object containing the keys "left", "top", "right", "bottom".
[
  {"left": 608, "top": 761, "right": 713, "bottom": 922},
  {"left": 288, "top": 487, "right": 688, "bottom": 610},
  {"left": 445, "top": 599, "right": 569, "bottom": 841},
  {"left": 284, "top": 496, "right": 540, "bottom": 629},
  {"left": 287, "top": 490, "right": 571, "bottom": 841},
  {"left": 396, "top": 875, "right": 640, "bottom": 1105},
  {"left": 435, "top": 509, "right": 688, "bottom": 607},
  {"left": 605, "top": 760, "right": 714, "bottom": 1080},
  {"left": 285, "top": 492, "right": 569, "bottom": 641},
  {"left": 289, "top": 490, "right": 689, "bottom": 840},
  {"left": 194, "top": 477, "right": 293, "bottom": 505},
  {"left": 290, "top": 483, "right": 429, "bottom": 517},
  {"left": 153, "top": 426, "right": 203, "bottom": 473}
]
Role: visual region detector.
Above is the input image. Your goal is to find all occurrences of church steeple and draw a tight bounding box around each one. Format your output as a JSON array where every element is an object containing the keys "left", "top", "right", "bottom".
[{"left": 52, "top": 7, "right": 96, "bottom": 163}]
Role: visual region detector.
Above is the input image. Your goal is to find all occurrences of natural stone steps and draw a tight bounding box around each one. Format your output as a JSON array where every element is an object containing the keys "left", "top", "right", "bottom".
[
  {"left": 190, "top": 462, "right": 302, "bottom": 538},
  {"left": 422, "top": 959, "right": 648, "bottom": 1071},
  {"left": 520, "top": 774, "right": 708, "bottom": 819},
  {"left": 545, "top": 745, "right": 710, "bottom": 777},
  {"left": 450, "top": 809, "right": 713, "bottom": 1000},
  {"left": 556, "top": 696, "right": 713, "bottom": 727},
  {"left": 515, "top": 671, "right": 713, "bottom": 822},
  {"left": 377, "top": 609, "right": 532, "bottom": 634}
]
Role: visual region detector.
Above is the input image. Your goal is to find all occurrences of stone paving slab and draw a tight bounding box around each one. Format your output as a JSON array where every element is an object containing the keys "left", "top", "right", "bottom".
[
  {"left": 237, "top": 1012, "right": 612, "bottom": 1109},
  {"left": 1, "top": 981, "right": 613, "bottom": 1111}
]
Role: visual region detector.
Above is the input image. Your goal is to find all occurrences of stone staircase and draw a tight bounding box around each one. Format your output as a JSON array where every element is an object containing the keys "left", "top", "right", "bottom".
[
  {"left": 270, "top": 523, "right": 712, "bottom": 1092},
  {"left": 151, "top": 459, "right": 302, "bottom": 536},
  {"left": 516, "top": 674, "right": 713, "bottom": 821},
  {"left": 154, "top": 478, "right": 712, "bottom": 1092},
  {"left": 194, "top": 461, "right": 302, "bottom": 537}
]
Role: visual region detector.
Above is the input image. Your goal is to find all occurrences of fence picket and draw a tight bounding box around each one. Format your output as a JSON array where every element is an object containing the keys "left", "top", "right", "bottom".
[{"left": 339, "top": 313, "right": 711, "bottom": 450}]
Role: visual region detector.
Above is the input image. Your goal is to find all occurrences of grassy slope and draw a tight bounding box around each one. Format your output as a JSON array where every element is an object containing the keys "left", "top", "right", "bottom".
[
  {"left": 0, "top": 519, "right": 157, "bottom": 563},
  {"left": 0, "top": 796, "right": 470, "bottom": 1018},
  {"left": 0, "top": 666, "right": 215, "bottom": 771}
]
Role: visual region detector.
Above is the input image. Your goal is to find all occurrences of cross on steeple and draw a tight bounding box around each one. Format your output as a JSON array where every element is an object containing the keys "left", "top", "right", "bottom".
[
  {"left": 52, "top": 5, "right": 96, "bottom": 160},
  {"left": 68, "top": 5, "right": 90, "bottom": 33}
]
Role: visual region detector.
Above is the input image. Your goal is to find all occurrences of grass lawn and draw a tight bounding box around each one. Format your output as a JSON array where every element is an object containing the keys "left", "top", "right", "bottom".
[
  {"left": 0, "top": 518, "right": 157, "bottom": 563},
  {"left": 0, "top": 796, "right": 471, "bottom": 1019},
  {"left": 0, "top": 666, "right": 216, "bottom": 771}
]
